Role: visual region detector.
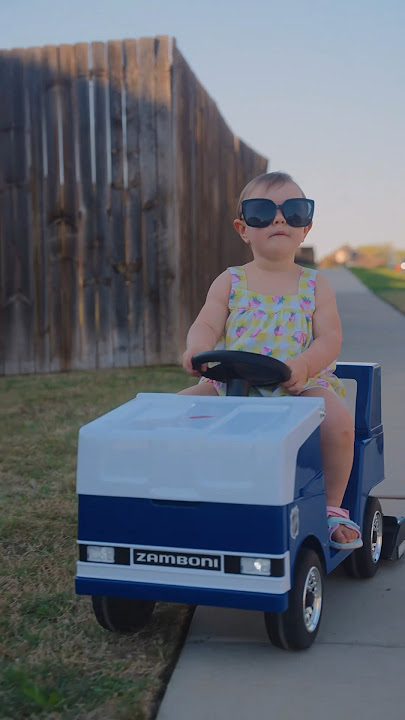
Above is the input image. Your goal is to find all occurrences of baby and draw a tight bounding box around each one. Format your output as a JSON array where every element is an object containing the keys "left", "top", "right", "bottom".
[{"left": 180, "top": 171, "right": 362, "bottom": 550}]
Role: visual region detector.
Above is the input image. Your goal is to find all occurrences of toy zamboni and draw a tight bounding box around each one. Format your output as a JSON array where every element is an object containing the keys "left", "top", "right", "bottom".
[{"left": 75, "top": 351, "right": 405, "bottom": 650}]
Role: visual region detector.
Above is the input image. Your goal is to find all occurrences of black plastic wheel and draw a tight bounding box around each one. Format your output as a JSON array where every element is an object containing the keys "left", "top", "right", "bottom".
[
  {"left": 264, "top": 548, "right": 324, "bottom": 651},
  {"left": 92, "top": 595, "right": 156, "bottom": 633},
  {"left": 344, "top": 497, "right": 383, "bottom": 579}
]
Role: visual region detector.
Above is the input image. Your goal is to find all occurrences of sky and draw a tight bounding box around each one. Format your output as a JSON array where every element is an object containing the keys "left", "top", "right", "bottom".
[{"left": 1, "top": 0, "right": 404, "bottom": 260}]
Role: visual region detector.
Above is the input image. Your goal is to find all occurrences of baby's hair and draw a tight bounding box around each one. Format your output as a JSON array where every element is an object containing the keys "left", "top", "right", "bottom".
[{"left": 237, "top": 171, "right": 305, "bottom": 217}]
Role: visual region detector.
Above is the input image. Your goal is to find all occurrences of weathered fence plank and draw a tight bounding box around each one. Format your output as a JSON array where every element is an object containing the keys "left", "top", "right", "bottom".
[
  {"left": 0, "top": 50, "right": 14, "bottom": 376},
  {"left": 59, "top": 44, "right": 79, "bottom": 371},
  {"left": 0, "top": 177, "right": 3, "bottom": 374},
  {"left": 189, "top": 72, "right": 201, "bottom": 322},
  {"left": 42, "top": 45, "right": 63, "bottom": 372},
  {"left": 138, "top": 37, "right": 160, "bottom": 365},
  {"left": 74, "top": 42, "right": 97, "bottom": 369},
  {"left": 173, "top": 46, "right": 194, "bottom": 343},
  {"left": 0, "top": 50, "right": 35, "bottom": 374},
  {"left": 196, "top": 78, "right": 211, "bottom": 316},
  {"left": 207, "top": 93, "right": 221, "bottom": 290},
  {"left": 92, "top": 41, "right": 113, "bottom": 368},
  {"left": 187, "top": 62, "right": 198, "bottom": 325},
  {"left": 26, "top": 47, "right": 49, "bottom": 373},
  {"left": 155, "top": 36, "right": 177, "bottom": 364},
  {"left": 108, "top": 39, "right": 129, "bottom": 367},
  {"left": 123, "top": 38, "right": 144, "bottom": 366},
  {"left": 13, "top": 49, "right": 35, "bottom": 374}
]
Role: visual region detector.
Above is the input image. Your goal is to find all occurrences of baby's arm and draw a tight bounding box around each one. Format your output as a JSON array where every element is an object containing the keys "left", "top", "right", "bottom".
[
  {"left": 182, "top": 271, "right": 231, "bottom": 376},
  {"left": 283, "top": 273, "right": 342, "bottom": 393}
]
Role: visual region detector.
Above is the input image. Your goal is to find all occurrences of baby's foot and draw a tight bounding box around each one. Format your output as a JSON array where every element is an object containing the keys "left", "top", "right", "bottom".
[
  {"left": 327, "top": 506, "right": 363, "bottom": 549},
  {"left": 331, "top": 523, "right": 360, "bottom": 544}
]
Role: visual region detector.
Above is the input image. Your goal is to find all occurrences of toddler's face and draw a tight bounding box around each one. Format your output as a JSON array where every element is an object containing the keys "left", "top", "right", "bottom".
[{"left": 234, "top": 181, "right": 312, "bottom": 260}]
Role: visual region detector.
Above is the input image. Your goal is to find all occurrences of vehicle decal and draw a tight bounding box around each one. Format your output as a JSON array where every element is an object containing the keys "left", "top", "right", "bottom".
[{"left": 290, "top": 505, "right": 299, "bottom": 540}]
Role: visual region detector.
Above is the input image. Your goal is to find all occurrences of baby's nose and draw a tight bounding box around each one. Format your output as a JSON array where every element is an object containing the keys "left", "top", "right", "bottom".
[{"left": 273, "top": 207, "right": 286, "bottom": 223}]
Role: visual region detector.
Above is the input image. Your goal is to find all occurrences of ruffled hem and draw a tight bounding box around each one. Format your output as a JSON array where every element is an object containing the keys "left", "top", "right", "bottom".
[{"left": 199, "top": 372, "right": 345, "bottom": 399}]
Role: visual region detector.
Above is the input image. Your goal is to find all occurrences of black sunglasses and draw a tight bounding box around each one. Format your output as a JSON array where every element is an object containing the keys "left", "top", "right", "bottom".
[{"left": 241, "top": 198, "right": 314, "bottom": 228}]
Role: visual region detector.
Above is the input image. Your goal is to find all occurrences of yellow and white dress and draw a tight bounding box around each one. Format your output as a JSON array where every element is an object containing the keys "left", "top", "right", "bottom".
[{"left": 201, "top": 265, "right": 345, "bottom": 398}]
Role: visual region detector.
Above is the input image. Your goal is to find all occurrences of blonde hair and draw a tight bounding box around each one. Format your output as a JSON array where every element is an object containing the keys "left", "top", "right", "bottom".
[{"left": 237, "top": 171, "right": 305, "bottom": 217}]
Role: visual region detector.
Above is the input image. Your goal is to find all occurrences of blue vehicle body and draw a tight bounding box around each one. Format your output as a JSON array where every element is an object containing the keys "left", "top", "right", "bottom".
[{"left": 75, "top": 362, "right": 384, "bottom": 616}]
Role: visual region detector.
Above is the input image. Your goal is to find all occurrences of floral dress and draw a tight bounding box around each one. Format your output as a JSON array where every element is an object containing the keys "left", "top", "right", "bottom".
[{"left": 200, "top": 265, "right": 345, "bottom": 399}]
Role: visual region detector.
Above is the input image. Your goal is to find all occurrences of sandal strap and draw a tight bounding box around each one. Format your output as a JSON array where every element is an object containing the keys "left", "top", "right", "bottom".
[
  {"left": 327, "top": 515, "right": 362, "bottom": 542},
  {"left": 329, "top": 537, "right": 364, "bottom": 550},
  {"left": 327, "top": 505, "right": 350, "bottom": 519}
]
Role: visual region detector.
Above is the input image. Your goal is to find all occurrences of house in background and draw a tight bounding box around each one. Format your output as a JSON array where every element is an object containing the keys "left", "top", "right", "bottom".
[{"left": 319, "top": 245, "right": 386, "bottom": 269}]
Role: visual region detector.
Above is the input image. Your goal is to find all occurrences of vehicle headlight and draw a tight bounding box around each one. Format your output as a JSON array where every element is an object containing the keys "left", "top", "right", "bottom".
[
  {"left": 240, "top": 557, "right": 271, "bottom": 576},
  {"left": 87, "top": 545, "right": 115, "bottom": 563}
]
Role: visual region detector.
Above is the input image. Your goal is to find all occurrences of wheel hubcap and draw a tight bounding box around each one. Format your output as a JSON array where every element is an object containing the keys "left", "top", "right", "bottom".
[
  {"left": 371, "top": 510, "right": 383, "bottom": 563},
  {"left": 302, "top": 566, "right": 322, "bottom": 633}
]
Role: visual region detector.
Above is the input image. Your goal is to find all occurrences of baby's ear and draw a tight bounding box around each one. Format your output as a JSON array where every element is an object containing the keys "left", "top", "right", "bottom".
[
  {"left": 303, "top": 221, "right": 313, "bottom": 239},
  {"left": 234, "top": 219, "right": 249, "bottom": 243}
]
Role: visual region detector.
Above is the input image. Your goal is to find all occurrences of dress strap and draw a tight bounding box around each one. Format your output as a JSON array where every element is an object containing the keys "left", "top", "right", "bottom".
[
  {"left": 228, "top": 266, "right": 247, "bottom": 290},
  {"left": 298, "top": 267, "right": 317, "bottom": 297}
]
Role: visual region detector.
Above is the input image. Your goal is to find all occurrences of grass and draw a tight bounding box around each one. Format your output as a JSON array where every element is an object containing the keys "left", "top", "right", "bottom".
[
  {"left": 349, "top": 267, "right": 405, "bottom": 313},
  {"left": 0, "top": 366, "right": 198, "bottom": 720}
]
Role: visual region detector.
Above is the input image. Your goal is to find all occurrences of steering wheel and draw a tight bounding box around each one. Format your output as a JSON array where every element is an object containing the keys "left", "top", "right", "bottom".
[{"left": 191, "top": 350, "right": 291, "bottom": 395}]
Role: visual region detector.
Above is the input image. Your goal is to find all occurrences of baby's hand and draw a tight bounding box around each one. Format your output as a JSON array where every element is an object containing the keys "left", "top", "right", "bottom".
[
  {"left": 182, "top": 348, "right": 208, "bottom": 377},
  {"left": 282, "top": 356, "right": 309, "bottom": 395}
]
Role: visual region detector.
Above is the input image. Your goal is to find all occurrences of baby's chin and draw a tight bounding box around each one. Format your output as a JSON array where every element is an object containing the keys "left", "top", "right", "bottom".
[{"left": 255, "top": 247, "right": 297, "bottom": 259}]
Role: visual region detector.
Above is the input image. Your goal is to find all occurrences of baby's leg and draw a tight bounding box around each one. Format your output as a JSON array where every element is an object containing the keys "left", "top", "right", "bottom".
[
  {"left": 178, "top": 381, "right": 219, "bottom": 396},
  {"left": 301, "top": 387, "right": 356, "bottom": 544}
]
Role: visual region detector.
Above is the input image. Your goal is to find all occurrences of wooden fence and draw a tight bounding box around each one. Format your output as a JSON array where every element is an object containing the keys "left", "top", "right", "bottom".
[{"left": 0, "top": 37, "right": 267, "bottom": 374}]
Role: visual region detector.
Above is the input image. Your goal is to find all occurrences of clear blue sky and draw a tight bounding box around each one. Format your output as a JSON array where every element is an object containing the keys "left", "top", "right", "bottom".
[{"left": 1, "top": 0, "right": 404, "bottom": 260}]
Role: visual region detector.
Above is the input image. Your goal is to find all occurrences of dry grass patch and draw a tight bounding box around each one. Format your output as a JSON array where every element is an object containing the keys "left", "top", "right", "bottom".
[{"left": 0, "top": 366, "right": 197, "bottom": 720}]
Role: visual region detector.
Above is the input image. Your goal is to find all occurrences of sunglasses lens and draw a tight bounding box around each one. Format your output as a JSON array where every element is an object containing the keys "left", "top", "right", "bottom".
[
  {"left": 282, "top": 199, "right": 314, "bottom": 227},
  {"left": 242, "top": 199, "right": 276, "bottom": 228}
]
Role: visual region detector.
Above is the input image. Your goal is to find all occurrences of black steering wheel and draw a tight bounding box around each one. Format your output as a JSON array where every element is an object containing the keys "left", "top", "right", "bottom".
[{"left": 191, "top": 350, "right": 291, "bottom": 397}]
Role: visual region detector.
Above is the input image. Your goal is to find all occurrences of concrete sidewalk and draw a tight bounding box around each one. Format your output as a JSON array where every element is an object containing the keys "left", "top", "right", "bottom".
[{"left": 157, "top": 269, "right": 405, "bottom": 720}]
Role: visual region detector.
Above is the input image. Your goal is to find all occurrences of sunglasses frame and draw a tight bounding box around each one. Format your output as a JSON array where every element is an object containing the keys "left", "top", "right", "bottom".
[{"left": 241, "top": 198, "right": 315, "bottom": 228}]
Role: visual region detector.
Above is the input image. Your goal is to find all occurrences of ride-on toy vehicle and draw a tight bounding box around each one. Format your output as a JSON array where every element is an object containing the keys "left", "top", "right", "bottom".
[{"left": 75, "top": 352, "right": 405, "bottom": 650}]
